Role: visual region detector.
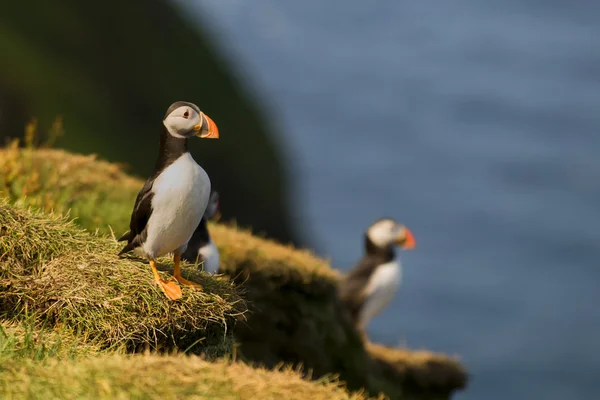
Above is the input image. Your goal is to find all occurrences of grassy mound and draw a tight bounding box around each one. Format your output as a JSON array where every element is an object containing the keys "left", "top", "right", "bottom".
[
  {"left": 0, "top": 143, "right": 140, "bottom": 235},
  {"left": 0, "top": 327, "right": 373, "bottom": 400},
  {"left": 0, "top": 146, "right": 468, "bottom": 399},
  {"left": 0, "top": 355, "right": 375, "bottom": 400},
  {"left": 211, "top": 224, "right": 468, "bottom": 398},
  {"left": 367, "top": 343, "right": 467, "bottom": 398},
  {"left": 211, "top": 223, "right": 370, "bottom": 387},
  {"left": 0, "top": 201, "right": 245, "bottom": 357}
]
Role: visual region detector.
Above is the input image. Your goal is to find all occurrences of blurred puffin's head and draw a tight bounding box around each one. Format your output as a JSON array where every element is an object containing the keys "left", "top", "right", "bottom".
[
  {"left": 163, "top": 101, "right": 219, "bottom": 139},
  {"left": 204, "top": 191, "right": 220, "bottom": 219},
  {"left": 366, "top": 218, "right": 416, "bottom": 252}
]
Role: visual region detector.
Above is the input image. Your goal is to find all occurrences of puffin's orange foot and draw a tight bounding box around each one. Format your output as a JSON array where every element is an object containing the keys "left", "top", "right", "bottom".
[
  {"left": 156, "top": 279, "right": 182, "bottom": 300},
  {"left": 174, "top": 275, "right": 203, "bottom": 290}
]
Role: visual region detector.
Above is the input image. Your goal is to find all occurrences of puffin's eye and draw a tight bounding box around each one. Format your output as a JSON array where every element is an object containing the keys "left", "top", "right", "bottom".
[{"left": 183, "top": 110, "right": 190, "bottom": 119}]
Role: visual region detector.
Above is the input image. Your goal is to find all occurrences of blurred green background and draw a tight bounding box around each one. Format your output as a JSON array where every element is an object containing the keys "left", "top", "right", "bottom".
[{"left": 0, "top": 0, "right": 299, "bottom": 245}]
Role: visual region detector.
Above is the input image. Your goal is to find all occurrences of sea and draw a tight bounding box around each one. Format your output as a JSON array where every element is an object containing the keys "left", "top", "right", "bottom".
[{"left": 178, "top": 1, "right": 600, "bottom": 399}]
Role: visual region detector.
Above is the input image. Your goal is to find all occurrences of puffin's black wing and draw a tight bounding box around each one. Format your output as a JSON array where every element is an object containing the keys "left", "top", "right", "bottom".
[
  {"left": 118, "top": 179, "right": 155, "bottom": 255},
  {"left": 338, "top": 256, "right": 381, "bottom": 325}
]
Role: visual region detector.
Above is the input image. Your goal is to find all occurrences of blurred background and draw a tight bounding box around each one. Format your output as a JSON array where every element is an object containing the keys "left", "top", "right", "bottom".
[{"left": 1, "top": 1, "right": 599, "bottom": 399}]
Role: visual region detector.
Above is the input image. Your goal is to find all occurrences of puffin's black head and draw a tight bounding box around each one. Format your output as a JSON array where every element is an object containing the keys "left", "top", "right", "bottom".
[
  {"left": 204, "top": 190, "right": 220, "bottom": 220},
  {"left": 162, "top": 101, "right": 219, "bottom": 139},
  {"left": 364, "top": 218, "right": 416, "bottom": 255}
]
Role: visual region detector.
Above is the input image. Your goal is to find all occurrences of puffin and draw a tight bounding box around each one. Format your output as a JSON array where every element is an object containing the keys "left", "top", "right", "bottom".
[
  {"left": 118, "top": 101, "right": 219, "bottom": 300},
  {"left": 338, "top": 218, "right": 416, "bottom": 332},
  {"left": 181, "top": 190, "right": 221, "bottom": 273}
]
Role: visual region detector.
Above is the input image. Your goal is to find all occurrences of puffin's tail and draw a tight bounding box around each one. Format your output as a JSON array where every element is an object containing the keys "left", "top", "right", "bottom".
[
  {"left": 118, "top": 242, "right": 135, "bottom": 256},
  {"left": 117, "top": 233, "right": 142, "bottom": 257},
  {"left": 117, "top": 230, "right": 132, "bottom": 242}
]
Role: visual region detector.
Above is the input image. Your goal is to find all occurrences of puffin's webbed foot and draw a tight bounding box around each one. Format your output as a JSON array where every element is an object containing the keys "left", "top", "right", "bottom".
[
  {"left": 157, "top": 279, "right": 183, "bottom": 300},
  {"left": 174, "top": 254, "right": 203, "bottom": 290},
  {"left": 150, "top": 259, "right": 182, "bottom": 300}
]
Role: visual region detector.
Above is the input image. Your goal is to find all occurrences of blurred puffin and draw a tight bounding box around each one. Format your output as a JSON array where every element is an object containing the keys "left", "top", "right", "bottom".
[
  {"left": 338, "top": 218, "right": 416, "bottom": 331},
  {"left": 118, "top": 101, "right": 219, "bottom": 300},
  {"left": 181, "top": 190, "right": 221, "bottom": 273}
]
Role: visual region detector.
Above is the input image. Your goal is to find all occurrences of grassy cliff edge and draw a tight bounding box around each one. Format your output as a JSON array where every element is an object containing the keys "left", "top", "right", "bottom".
[{"left": 0, "top": 146, "right": 467, "bottom": 399}]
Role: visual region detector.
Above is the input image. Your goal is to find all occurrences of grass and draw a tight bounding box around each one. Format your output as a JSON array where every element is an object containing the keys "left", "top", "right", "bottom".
[
  {"left": 0, "top": 200, "right": 245, "bottom": 358},
  {"left": 0, "top": 145, "right": 468, "bottom": 400},
  {"left": 0, "top": 319, "right": 92, "bottom": 362},
  {"left": 0, "top": 354, "right": 375, "bottom": 400},
  {"left": 0, "top": 324, "right": 376, "bottom": 400},
  {"left": 0, "top": 138, "right": 140, "bottom": 235}
]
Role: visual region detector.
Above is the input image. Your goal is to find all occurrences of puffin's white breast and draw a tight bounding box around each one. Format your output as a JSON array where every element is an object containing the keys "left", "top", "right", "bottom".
[
  {"left": 143, "top": 153, "right": 210, "bottom": 258},
  {"left": 359, "top": 260, "right": 402, "bottom": 328},
  {"left": 198, "top": 240, "right": 220, "bottom": 274}
]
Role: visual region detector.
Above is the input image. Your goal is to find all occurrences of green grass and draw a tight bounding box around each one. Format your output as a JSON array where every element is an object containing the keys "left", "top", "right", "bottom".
[
  {"left": 0, "top": 320, "right": 82, "bottom": 362},
  {"left": 0, "top": 146, "right": 468, "bottom": 400}
]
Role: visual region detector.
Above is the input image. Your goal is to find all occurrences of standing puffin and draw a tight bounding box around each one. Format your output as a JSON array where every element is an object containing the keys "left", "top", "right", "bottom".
[
  {"left": 338, "top": 218, "right": 416, "bottom": 332},
  {"left": 181, "top": 190, "right": 221, "bottom": 273},
  {"left": 118, "top": 101, "right": 219, "bottom": 300}
]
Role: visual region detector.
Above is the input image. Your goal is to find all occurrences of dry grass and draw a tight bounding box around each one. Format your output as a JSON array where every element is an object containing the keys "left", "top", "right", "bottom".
[
  {"left": 210, "top": 222, "right": 339, "bottom": 295},
  {"left": 0, "top": 352, "right": 379, "bottom": 400},
  {"left": 0, "top": 321, "right": 376, "bottom": 400},
  {"left": 0, "top": 201, "right": 246, "bottom": 357}
]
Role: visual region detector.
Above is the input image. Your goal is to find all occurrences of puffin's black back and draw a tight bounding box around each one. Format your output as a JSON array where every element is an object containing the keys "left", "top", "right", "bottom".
[
  {"left": 337, "top": 234, "right": 396, "bottom": 325},
  {"left": 181, "top": 218, "right": 211, "bottom": 263}
]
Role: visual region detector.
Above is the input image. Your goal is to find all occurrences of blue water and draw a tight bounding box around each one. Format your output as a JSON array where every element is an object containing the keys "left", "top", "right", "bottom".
[{"left": 179, "top": 1, "right": 600, "bottom": 399}]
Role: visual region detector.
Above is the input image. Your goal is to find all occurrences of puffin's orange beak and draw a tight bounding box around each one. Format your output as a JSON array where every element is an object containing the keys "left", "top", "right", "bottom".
[
  {"left": 194, "top": 113, "right": 219, "bottom": 139},
  {"left": 396, "top": 227, "right": 416, "bottom": 250}
]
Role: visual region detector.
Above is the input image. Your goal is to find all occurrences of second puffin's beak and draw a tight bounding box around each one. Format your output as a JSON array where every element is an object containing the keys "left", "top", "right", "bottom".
[
  {"left": 194, "top": 113, "right": 219, "bottom": 139},
  {"left": 395, "top": 226, "right": 416, "bottom": 250}
]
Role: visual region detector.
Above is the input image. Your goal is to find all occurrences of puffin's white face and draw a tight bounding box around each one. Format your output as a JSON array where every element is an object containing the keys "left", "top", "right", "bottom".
[
  {"left": 162, "top": 104, "right": 219, "bottom": 140},
  {"left": 163, "top": 105, "right": 201, "bottom": 138},
  {"left": 367, "top": 218, "right": 416, "bottom": 250}
]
